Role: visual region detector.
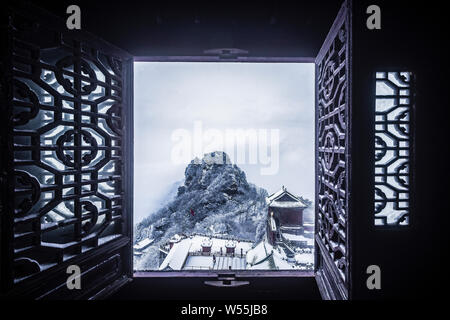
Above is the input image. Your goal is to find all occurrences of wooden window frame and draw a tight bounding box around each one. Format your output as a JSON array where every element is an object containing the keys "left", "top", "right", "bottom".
[
  {"left": 132, "top": 55, "right": 316, "bottom": 280},
  {"left": 1, "top": 0, "right": 361, "bottom": 300}
]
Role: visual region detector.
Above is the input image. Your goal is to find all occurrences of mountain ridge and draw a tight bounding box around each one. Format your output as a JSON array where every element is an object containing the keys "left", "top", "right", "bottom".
[{"left": 134, "top": 151, "right": 269, "bottom": 270}]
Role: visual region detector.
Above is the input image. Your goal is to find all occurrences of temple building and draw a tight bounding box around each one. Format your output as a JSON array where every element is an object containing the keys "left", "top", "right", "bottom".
[
  {"left": 266, "top": 186, "right": 309, "bottom": 245},
  {"left": 158, "top": 234, "right": 253, "bottom": 271}
]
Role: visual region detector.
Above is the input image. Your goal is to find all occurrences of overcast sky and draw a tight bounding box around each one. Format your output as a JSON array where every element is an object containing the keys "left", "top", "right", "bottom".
[{"left": 134, "top": 62, "right": 315, "bottom": 223}]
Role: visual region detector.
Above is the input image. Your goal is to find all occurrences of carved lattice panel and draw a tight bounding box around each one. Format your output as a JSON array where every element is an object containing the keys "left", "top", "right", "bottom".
[
  {"left": 315, "top": 1, "right": 350, "bottom": 299},
  {"left": 374, "top": 72, "right": 413, "bottom": 226},
  {"left": 2, "top": 6, "right": 132, "bottom": 287}
]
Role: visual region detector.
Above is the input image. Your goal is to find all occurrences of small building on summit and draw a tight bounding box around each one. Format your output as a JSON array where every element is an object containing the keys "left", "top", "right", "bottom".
[{"left": 266, "top": 186, "right": 308, "bottom": 245}]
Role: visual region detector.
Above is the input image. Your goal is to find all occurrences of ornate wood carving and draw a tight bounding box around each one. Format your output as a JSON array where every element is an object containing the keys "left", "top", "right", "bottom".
[
  {"left": 1, "top": 3, "right": 133, "bottom": 298},
  {"left": 374, "top": 72, "right": 414, "bottom": 226},
  {"left": 315, "top": 0, "right": 351, "bottom": 300}
]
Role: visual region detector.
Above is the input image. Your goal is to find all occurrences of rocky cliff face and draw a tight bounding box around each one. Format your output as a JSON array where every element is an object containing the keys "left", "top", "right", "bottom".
[{"left": 134, "top": 151, "right": 268, "bottom": 270}]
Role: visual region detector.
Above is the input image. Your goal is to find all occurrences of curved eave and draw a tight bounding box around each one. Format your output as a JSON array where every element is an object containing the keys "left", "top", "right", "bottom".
[{"left": 269, "top": 202, "right": 307, "bottom": 209}]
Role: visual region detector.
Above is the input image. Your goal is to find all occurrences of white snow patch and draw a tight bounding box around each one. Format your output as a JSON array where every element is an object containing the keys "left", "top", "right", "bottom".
[
  {"left": 134, "top": 238, "right": 154, "bottom": 250},
  {"left": 159, "top": 239, "right": 191, "bottom": 270},
  {"left": 246, "top": 239, "right": 273, "bottom": 266},
  {"left": 183, "top": 256, "right": 213, "bottom": 270},
  {"left": 282, "top": 233, "right": 313, "bottom": 246},
  {"left": 295, "top": 253, "right": 314, "bottom": 265}
]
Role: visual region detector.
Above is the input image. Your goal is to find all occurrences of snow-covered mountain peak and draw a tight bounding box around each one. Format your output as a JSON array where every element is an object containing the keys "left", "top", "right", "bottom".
[
  {"left": 134, "top": 152, "right": 269, "bottom": 270},
  {"left": 183, "top": 151, "right": 248, "bottom": 196}
]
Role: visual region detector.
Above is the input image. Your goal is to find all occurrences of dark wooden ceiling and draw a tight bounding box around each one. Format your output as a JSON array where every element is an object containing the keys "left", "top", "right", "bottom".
[{"left": 31, "top": 0, "right": 343, "bottom": 57}]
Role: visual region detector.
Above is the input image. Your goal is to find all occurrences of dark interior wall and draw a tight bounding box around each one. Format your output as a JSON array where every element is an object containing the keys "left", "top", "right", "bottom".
[
  {"left": 28, "top": 0, "right": 341, "bottom": 300},
  {"left": 351, "top": 0, "right": 447, "bottom": 299},
  {"left": 21, "top": 0, "right": 447, "bottom": 300},
  {"left": 110, "top": 275, "right": 321, "bottom": 300},
  {"left": 30, "top": 0, "right": 342, "bottom": 57}
]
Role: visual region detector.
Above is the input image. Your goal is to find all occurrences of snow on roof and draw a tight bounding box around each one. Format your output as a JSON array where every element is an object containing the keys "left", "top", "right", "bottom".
[
  {"left": 295, "top": 253, "right": 314, "bottom": 265},
  {"left": 160, "top": 234, "right": 253, "bottom": 270},
  {"left": 189, "top": 235, "right": 252, "bottom": 254},
  {"left": 246, "top": 240, "right": 273, "bottom": 266},
  {"left": 266, "top": 187, "right": 308, "bottom": 208},
  {"left": 282, "top": 233, "right": 313, "bottom": 244},
  {"left": 159, "top": 239, "right": 191, "bottom": 271},
  {"left": 183, "top": 255, "right": 247, "bottom": 271},
  {"left": 269, "top": 200, "right": 307, "bottom": 208},
  {"left": 134, "top": 238, "right": 154, "bottom": 251},
  {"left": 266, "top": 187, "right": 287, "bottom": 202},
  {"left": 170, "top": 234, "right": 182, "bottom": 243},
  {"left": 201, "top": 238, "right": 212, "bottom": 247},
  {"left": 183, "top": 256, "right": 213, "bottom": 270},
  {"left": 214, "top": 256, "right": 246, "bottom": 270},
  {"left": 272, "top": 253, "right": 295, "bottom": 270},
  {"left": 159, "top": 247, "right": 169, "bottom": 255},
  {"left": 225, "top": 240, "right": 236, "bottom": 248},
  {"left": 247, "top": 259, "right": 271, "bottom": 270}
]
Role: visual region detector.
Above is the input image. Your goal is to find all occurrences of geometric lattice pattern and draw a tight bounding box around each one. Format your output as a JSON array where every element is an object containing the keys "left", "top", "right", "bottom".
[
  {"left": 316, "top": 13, "right": 349, "bottom": 286},
  {"left": 5, "top": 13, "right": 128, "bottom": 283},
  {"left": 374, "top": 72, "right": 413, "bottom": 226}
]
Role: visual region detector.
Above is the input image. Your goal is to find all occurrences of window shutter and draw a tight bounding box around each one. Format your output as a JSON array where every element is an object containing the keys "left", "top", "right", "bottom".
[
  {"left": 1, "top": 2, "right": 133, "bottom": 299},
  {"left": 314, "top": 0, "right": 352, "bottom": 300}
]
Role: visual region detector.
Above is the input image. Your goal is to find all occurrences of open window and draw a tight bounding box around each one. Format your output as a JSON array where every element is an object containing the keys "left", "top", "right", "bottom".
[
  {"left": 133, "top": 60, "right": 315, "bottom": 274},
  {"left": 1, "top": 1, "right": 359, "bottom": 300},
  {"left": 314, "top": 1, "right": 351, "bottom": 300},
  {"left": 1, "top": 3, "right": 133, "bottom": 299}
]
